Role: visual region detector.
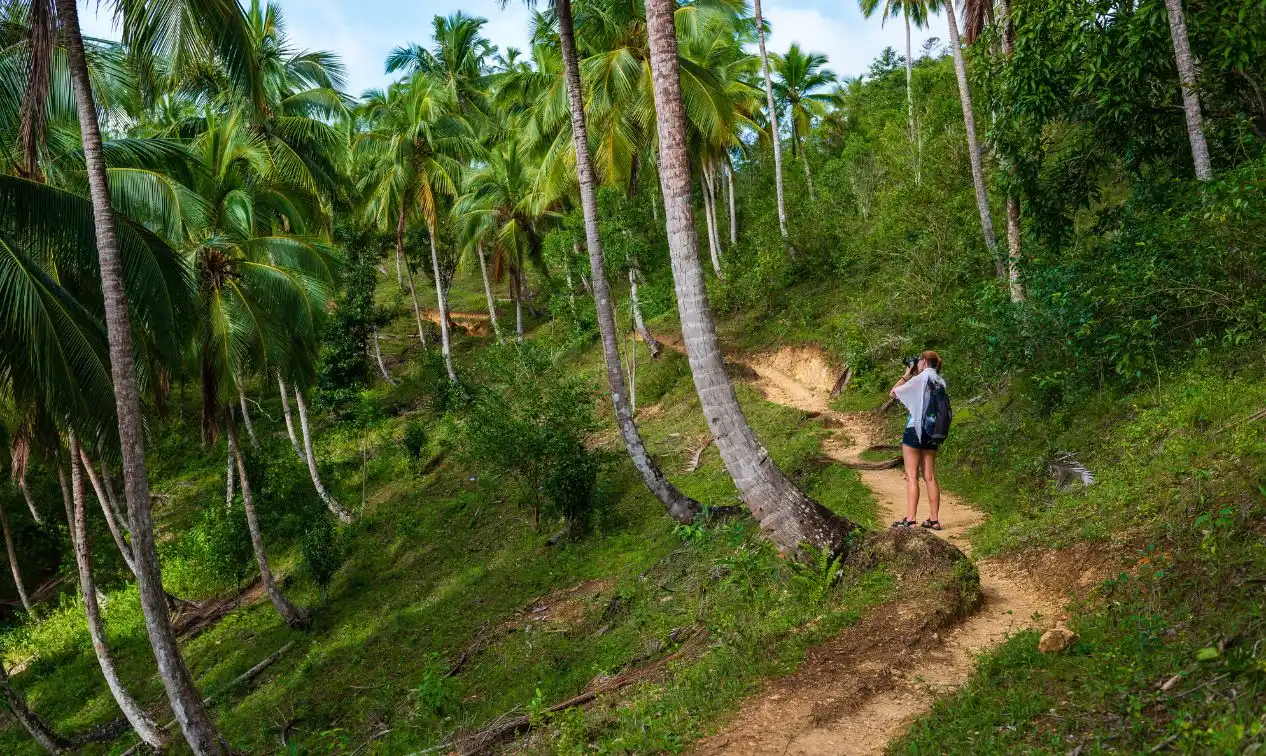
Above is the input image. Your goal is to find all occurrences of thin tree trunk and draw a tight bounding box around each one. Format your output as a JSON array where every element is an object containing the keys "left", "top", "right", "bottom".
[
  {"left": 753, "top": 0, "right": 789, "bottom": 243},
  {"left": 78, "top": 449, "right": 137, "bottom": 576},
  {"left": 277, "top": 376, "right": 305, "bottom": 461},
  {"left": 0, "top": 500, "right": 34, "bottom": 617},
  {"left": 629, "top": 267, "right": 662, "bottom": 359},
  {"left": 0, "top": 661, "right": 71, "bottom": 754},
  {"left": 400, "top": 209, "right": 428, "bottom": 348},
  {"left": 512, "top": 270, "right": 524, "bottom": 342},
  {"left": 372, "top": 330, "right": 398, "bottom": 385},
  {"left": 701, "top": 169, "right": 722, "bottom": 277},
  {"left": 58, "top": 464, "right": 73, "bottom": 534},
  {"left": 905, "top": 10, "right": 920, "bottom": 184},
  {"left": 726, "top": 163, "right": 737, "bottom": 245},
  {"left": 799, "top": 141, "right": 816, "bottom": 199},
  {"left": 643, "top": 0, "right": 859, "bottom": 554},
  {"left": 556, "top": 0, "right": 700, "bottom": 524},
  {"left": 225, "top": 415, "right": 309, "bottom": 629},
  {"left": 944, "top": 0, "right": 999, "bottom": 264},
  {"left": 67, "top": 434, "right": 168, "bottom": 748},
  {"left": 225, "top": 443, "right": 236, "bottom": 506},
  {"left": 395, "top": 241, "right": 404, "bottom": 288},
  {"left": 17, "top": 478, "right": 45, "bottom": 526},
  {"left": 476, "top": 242, "right": 503, "bottom": 342},
  {"left": 428, "top": 227, "right": 459, "bottom": 382},
  {"left": 1163, "top": 0, "right": 1213, "bottom": 180},
  {"left": 56, "top": 3, "right": 229, "bottom": 747},
  {"left": 996, "top": 0, "right": 1024, "bottom": 301},
  {"left": 237, "top": 390, "right": 258, "bottom": 451},
  {"left": 99, "top": 457, "right": 126, "bottom": 524},
  {"left": 293, "top": 388, "right": 355, "bottom": 523}
]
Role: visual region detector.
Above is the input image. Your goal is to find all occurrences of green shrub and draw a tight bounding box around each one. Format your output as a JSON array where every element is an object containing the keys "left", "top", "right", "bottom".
[
  {"left": 402, "top": 417, "right": 427, "bottom": 461},
  {"left": 299, "top": 514, "right": 344, "bottom": 601},
  {"left": 186, "top": 502, "right": 254, "bottom": 590}
]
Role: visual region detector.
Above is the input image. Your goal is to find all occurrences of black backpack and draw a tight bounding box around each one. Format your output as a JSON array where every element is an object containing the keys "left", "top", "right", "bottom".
[{"left": 922, "top": 381, "right": 953, "bottom": 442}]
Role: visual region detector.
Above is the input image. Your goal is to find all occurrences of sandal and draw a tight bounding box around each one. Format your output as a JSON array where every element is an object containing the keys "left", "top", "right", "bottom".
[
  {"left": 920, "top": 519, "right": 943, "bottom": 530},
  {"left": 891, "top": 518, "right": 915, "bottom": 528}
]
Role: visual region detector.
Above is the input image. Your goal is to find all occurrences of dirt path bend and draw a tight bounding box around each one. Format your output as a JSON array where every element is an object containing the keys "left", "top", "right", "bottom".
[{"left": 681, "top": 345, "right": 1065, "bottom": 756}]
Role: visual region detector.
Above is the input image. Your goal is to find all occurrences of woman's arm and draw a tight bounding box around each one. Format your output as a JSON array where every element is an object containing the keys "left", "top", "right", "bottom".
[{"left": 890, "top": 365, "right": 915, "bottom": 397}]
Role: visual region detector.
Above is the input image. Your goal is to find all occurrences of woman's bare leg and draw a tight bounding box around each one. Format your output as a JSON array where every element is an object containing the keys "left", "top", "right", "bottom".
[
  {"left": 902, "top": 443, "right": 921, "bottom": 522},
  {"left": 921, "top": 449, "right": 941, "bottom": 523}
]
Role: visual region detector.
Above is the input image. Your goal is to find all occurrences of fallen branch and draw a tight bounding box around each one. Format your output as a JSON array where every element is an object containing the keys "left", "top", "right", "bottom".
[
  {"left": 685, "top": 436, "right": 713, "bottom": 473},
  {"left": 828, "top": 366, "right": 853, "bottom": 399},
  {"left": 1215, "top": 406, "right": 1266, "bottom": 435}
]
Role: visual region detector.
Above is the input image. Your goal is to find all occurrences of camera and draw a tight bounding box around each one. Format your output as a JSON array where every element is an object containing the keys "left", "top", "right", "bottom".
[{"left": 902, "top": 355, "right": 920, "bottom": 369}]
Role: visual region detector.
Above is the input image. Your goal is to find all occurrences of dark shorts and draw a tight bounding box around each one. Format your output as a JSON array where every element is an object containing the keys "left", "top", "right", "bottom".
[{"left": 902, "top": 427, "right": 941, "bottom": 451}]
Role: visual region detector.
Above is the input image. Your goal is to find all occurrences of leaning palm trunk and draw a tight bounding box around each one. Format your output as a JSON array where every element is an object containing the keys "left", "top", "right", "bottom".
[
  {"left": 98, "top": 458, "right": 126, "bottom": 525},
  {"left": 54, "top": 1, "right": 225, "bottom": 749},
  {"left": 67, "top": 434, "right": 168, "bottom": 748},
  {"left": 944, "top": 0, "right": 999, "bottom": 265},
  {"left": 556, "top": 0, "right": 701, "bottom": 524},
  {"left": 78, "top": 449, "right": 137, "bottom": 576},
  {"left": 0, "top": 500, "right": 34, "bottom": 616},
  {"left": 997, "top": 0, "right": 1024, "bottom": 301},
  {"left": 17, "top": 477, "right": 45, "bottom": 526},
  {"left": 643, "top": 0, "right": 859, "bottom": 553},
  {"left": 372, "top": 330, "right": 398, "bottom": 385},
  {"left": 629, "top": 267, "right": 662, "bottom": 358},
  {"left": 294, "top": 388, "right": 355, "bottom": 523},
  {"left": 905, "top": 10, "right": 920, "bottom": 184},
  {"left": 400, "top": 209, "right": 429, "bottom": 348},
  {"left": 752, "top": 0, "right": 789, "bottom": 242},
  {"left": 476, "top": 243, "right": 503, "bottom": 342},
  {"left": 277, "top": 376, "right": 305, "bottom": 461},
  {"left": 428, "top": 227, "right": 459, "bottom": 382},
  {"left": 0, "top": 661, "right": 71, "bottom": 754},
  {"left": 1163, "top": 0, "right": 1213, "bottom": 180},
  {"left": 726, "top": 164, "right": 738, "bottom": 245},
  {"left": 237, "top": 390, "right": 259, "bottom": 451},
  {"left": 226, "top": 415, "right": 309, "bottom": 628},
  {"left": 701, "top": 170, "right": 722, "bottom": 277}
]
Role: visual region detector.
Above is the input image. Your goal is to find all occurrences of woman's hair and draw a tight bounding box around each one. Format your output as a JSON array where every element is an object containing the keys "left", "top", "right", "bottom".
[{"left": 921, "top": 350, "right": 942, "bottom": 371}]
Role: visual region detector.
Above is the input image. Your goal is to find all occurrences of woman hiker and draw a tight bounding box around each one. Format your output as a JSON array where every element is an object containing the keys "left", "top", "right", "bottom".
[{"left": 890, "top": 351, "right": 946, "bottom": 530}]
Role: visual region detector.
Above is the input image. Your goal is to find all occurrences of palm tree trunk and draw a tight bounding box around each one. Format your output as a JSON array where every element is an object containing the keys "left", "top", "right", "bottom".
[
  {"left": 293, "top": 388, "right": 354, "bottom": 523},
  {"left": 629, "top": 267, "right": 662, "bottom": 358},
  {"left": 400, "top": 209, "right": 428, "bottom": 348},
  {"left": 67, "top": 433, "right": 168, "bottom": 748},
  {"left": 54, "top": 2, "right": 227, "bottom": 748},
  {"left": 17, "top": 478, "right": 45, "bottom": 526},
  {"left": 78, "top": 449, "right": 137, "bottom": 576},
  {"left": 236, "top": 390, "right": 259, "bottom": 451},
  {"left": 226, "top": 415, "right": 309, "bottom": 629},
  {"left": 277, "top": 376, "right": 305, "bottom": 461},
  {"left": 395, "top": 242, "right": 404, "bottom": 288},
  {"left": 0, "top": 500, "right": 34, "bottom": 617},
  {"left": 555, "top": 0, "right": 701, "bottom": 524},
  {"left": 98, "top": 457, "right": 126, "bottom": 524},
  {"left": 905, "top": 10, "right": 920, "bottom": 184},
  {"left": 726, "top": 163, "right": 738, "bottom": 245},
  {"left": 643, "top": 0, "right": 859, "bottom": 554},
  {"left": 752, "top": 0, "right": 789, "bottom": 243},
  {"left": 0, "top": 661, "right": 71, "bottom": 754},
  {"left": 701, "top": 170, "right": 722, "bottom": 277},
  {"left": 372, "top": 330, "right": 398, "bottom": 385},
  {"left": 798, "top": 138, "right": 816, "bottom": 199},
  {"left": 512, "top": 269, "right": 524, "bottom": 342},
  {"left": 1163, "top": 0, "right": 1213, "bottom": 180},
  {"left": 225, "top": 443, "right": 236, "bottom": 506},
  {"left": 996, "top": 0, "right": 1024, "bottom": 301},
  {"left": 944, "top": 0, "right": 999, "bottom": 264},
  {"left": 476, "top": 242, "right": 503, "bottom": 342},
  {"left": 428, "top": 226, "right": 459, "bottom": 382}
]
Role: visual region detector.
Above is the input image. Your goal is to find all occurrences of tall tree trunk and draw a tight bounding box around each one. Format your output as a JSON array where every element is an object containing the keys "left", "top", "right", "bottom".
[
  {"left": 555, "top": 0, "right": 701, "bottom": 524},
  {"left": 54, "top": 2, "right": 227, "bottom": 748},
  {"left": 944, "top": 0, "right": 999, "bottom": 265},
  {"left": 643, "top": 0, "right": 859, "bottom": 554},
  {"left": 225, "top": 443, "right": 236, "bottom": 506},
  {"left": 752, "top": 0, "right": 789, "bottom": 243},
  {"left": 512, "top": 269, "right": 524, "bottom": 342},
  {"left": 17, "top": 478, "right": 45, "bottom": 526},
  {"left": 0, "top": 661, "right": 71, "bottom": 754},
  {"left": 78, "top": 449, "right": 137, "bottom": 576},
  {"left": 226, "top": 415, "right": 309, "bottom": 628},
  {"left": 476, "top": 242, "right": 503, "bottom": 342},
  {"left": 67, "top": 434, "right": 168, "bottom": 748},
  {"left": 726, "top": 163, "right": 738, "bottom": 245},
  {"left": 0, "top": 500, "right": 34, "bottom": 617},
  {"left": 400, "top": 209, "right": 428, "bottom": 347},
  {"left": 372, "top": 330, "right": 398, "bottom": 385},
  {"left": 701, "top": 169, "right": 722, "bottom": 277},
  {"left": 428, "top": 226, "right": 459, "bottom": 382},
  {"left": 996, "top": 0, "right": 1024, "bottom": 301},
  {"left": 98, "top": 457, "right": 126, "bottom": 525},
  {"left": 799, "top": 140, "right": 816, "bottom": 199},
  {"left": 905, "top": 10, "right": 921, "bottom": 184},
  {"left": 293, "top": 388, "right": 354, "bottom": 523},
  {"left": 394, "top": 241, "right": 404, "bottom": 288},
  {"left": 236, "top": 390, "right": 258, "bottom": 451},
  {"left": 277, "top": 376, "right": 305, "bottom": 461},
  {"left": 629, "top": 267, "right": 662, "bottom": 358},
  {"left": 1163, "top": 0, "right": 1213, "bottom": 181}
]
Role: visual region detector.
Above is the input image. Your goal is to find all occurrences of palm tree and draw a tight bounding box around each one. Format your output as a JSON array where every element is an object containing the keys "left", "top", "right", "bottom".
[
  {"left": 771, "top": 43, "right": 836, "bottom": 198},
  {"left": 858, "top": 0, "right": 939, "bottom": 182},
  {"left": 0, "top": 659, "right": 72, "bottom": 754},
  {"left": 1162, "top": 0, "right": 1213, "bottom": 181},
  {"left": 642, "top": 0, "right": 859, "bottom": 555},
  {"left": 751, "top": 0, "right": 789, "bottom": 243}
]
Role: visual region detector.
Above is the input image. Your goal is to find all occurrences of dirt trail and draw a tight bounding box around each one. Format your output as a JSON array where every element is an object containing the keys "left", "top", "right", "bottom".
[{"left": 683, "top": 345, "right": 1064, "bottom": 756}]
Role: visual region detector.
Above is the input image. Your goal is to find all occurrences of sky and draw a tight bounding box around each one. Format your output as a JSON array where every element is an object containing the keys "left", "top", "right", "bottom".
[{"left": 76, "top": 0, "right": 946, "bottom": 97}]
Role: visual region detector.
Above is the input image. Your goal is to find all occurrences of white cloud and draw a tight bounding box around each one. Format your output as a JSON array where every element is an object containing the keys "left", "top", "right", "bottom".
[{"left": 763, "top": 3, "right": 945, "bottom": 80}]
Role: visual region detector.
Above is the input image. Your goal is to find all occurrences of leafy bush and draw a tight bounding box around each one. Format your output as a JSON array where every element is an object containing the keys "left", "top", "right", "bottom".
[
  {"left": 299, "top": 514, "right": 344, "bottom": 601},
  {"left": 402, "top": 417, "right": 427, "bottom": 461},
  {"left": 186, "top": 501, "right": 254, "bottom": 590}
]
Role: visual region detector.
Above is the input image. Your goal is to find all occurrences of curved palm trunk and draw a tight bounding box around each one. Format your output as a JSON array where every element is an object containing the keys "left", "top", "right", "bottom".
[
  {"left": 237, "top": 390, "right": 259, "bottom": 451},
  {"left": 701, "top": 170, "right": 722, "bottom": 277},
  {"left": 78, "top": 450, "right": 137, "bottom": 576},
  {"left": 944, "top": 0, "right": 999, "bottom": 263},
  {"left": 752, "top": 0, "right": 789, "bottom": 243},
  {"left": 1, "top": 500, "right": 34, "bottom": 617},
  {"left": 476, "top": 242, "right": 503, "bottom": 342},
  {"left": 277, "top": 376, "right": 305, "bottom": 461},
  {"left": 428, "top": 227, "right": 459, "bottom": 382},
  {"left": 372, "top": 330, "right": 398, "bottom": 385},
  {"left": 98, "top": 458, "right": 126, "bottom": 525},
  {"left": 294, "top": 388, "right": 355, "bottom": 523},
  {"left": 629, "top": 268, "right": 662, "bottom": 359},
  {"left": 54, "top": 2, "right": 225, "bottom": 749},
  {"left": 726, "top": 164, "right": 738, "bottom": 245},
  {"left": 0, "top": 661, "right": 71, "bottom": 754},
  {"left": 1163, "top": 0, "right": 1213, "bottom": 180},
  {"left": 556, "top": 0, "right": 700, "bottom": 524},
  {"left": 400, "top": 209, "right": 429, "bottom": 348},
  {"left": 643, "top": 0, "right": 859, "bottom": 554},
  {"left": 905, "top": 10, "right": 920, "bottom": 184},
  {"left": 67, "top": 434, "right": 168, "bottom": 748},
  {"left": 225, "top": 416, "right": 309, "bottom": 628},
  {"left": 17, "top": 478, "right": 45, "bottom": 526}
]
